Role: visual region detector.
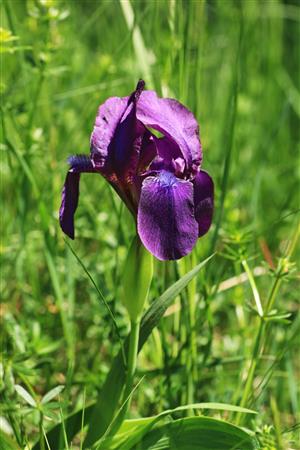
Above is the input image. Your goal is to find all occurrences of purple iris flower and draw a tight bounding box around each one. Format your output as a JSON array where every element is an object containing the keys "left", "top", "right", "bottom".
[{"left": 59, "top": 80, "right": 214, "bottom": 261}]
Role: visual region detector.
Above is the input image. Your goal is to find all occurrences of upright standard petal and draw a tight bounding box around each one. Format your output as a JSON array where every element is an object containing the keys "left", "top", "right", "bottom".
[
  {"left": 90, "top": 96, "right": 129, "bottom": 176},
  {"left": 149, "top": 136, "right": 186, "bottom": 175},
  {"left": 137, "top": 170, "right": 199, "bottom": 260},
  {"left": 59, "top": 155, "right": 97, "bottom": 239},
  {"left": 137, "top": 91, "right": 202, "bottom": 175},
  {"left": 90, "top": 80, "right": 145, "bottom": 181},
  {"left": 192, "top": 170, "right": 214, "bottom": 237}
]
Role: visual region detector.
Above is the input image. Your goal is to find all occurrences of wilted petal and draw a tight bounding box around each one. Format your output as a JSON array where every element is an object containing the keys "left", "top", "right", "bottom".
[
  {"left": 59, "top": 155, "right": 97, "bottom": 239},
  {"left": 137, "top": 91, "right": 202, "bottom": 175},
  {"left": 137, "top": 170, "right": 199, "bottom": 260},
  {"left": 193, "top": 170, "right": 214, "bottom": 237}
]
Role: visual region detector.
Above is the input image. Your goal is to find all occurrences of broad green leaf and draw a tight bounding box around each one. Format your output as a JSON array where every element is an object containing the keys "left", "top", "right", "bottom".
[
  {"left": 84, "top": 254, "right": 214, "bottom": 447},
  {"left": 41, "top": 385, "right": 65, "bottom": 405},
  {"left": 34, "top": 254, "right": 214, "bottom": 450},
  {"left": 15, "top": 384, "right": 36, "bottom": 407},
  {"left": 139, "top": 416, "right": 260, "bottom": 450},
  {"left": 95, "top": 403, "right": 257, "bottom": 450}
]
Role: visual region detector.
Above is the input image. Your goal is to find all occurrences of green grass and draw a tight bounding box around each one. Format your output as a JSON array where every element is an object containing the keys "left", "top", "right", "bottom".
[{"left": 1, "top": 0, "right": 299, "bottom": 449}]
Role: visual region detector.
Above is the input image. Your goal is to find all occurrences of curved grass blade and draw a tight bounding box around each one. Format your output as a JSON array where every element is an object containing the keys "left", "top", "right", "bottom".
[
  {"left": 65, "top": 240, "right": 125, "bottom": 361},
  {"left": 33, "top": 254, "right": 214, "bottom": 449},
  {"left": 95, "top": 403, "right": 257, "bottom": 450}
]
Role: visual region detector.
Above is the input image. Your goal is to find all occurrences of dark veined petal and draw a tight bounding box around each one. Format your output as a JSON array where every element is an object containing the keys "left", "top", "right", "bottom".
[
  {"left": 90, "top": 96, "right": 128, "bottom": 174},
  {"left": 137, "top": 91, "right": 202, "bottom": 175},
  {"left": 137, "top": 170, "right": 199, "bottom": 260},
  {"left": 90, "top": 80, "right": 145, "bottom": 180},
  {"left": 154, "top": 136, "right": 182, "bottom": 163},
  {"left": 137, "top": 130, "right": 157, "bottom": 174},
  {"left": 59, "top": 155, "right": 97, "bottom": 239},
  {"left": 193, "top": 170, "right": 214, "bottom": 237}
]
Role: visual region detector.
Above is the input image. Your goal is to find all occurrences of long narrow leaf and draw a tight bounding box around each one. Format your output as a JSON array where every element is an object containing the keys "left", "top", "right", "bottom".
[
  {"left": 84, "top": 254, "right": 214, "bottom": 447},
  {"left": 33, "top": 254, "right": 214, "bottom": 449}
]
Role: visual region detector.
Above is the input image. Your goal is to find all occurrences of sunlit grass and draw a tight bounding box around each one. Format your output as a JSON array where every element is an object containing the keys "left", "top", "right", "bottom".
[{"left": 1, "top": 0, "right": 299, "bottom": 449}]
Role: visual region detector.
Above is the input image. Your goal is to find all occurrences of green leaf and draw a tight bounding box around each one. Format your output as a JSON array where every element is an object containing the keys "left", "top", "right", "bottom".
[
  {"left": 41, "top": 385, "right": 65, "bottom": 405},
  {"left": 138, "top": 416, "right": 260, "bottom": 450},
  {"left": 32, "top": 404, "right": 94, "bottom": 450},
  {"left": 15, "top": 384, "right": 36, "bottom": 407},
  {"left": 34, "top": 254, "right": 214, "bottom": 450},
  {"left": 84, "top": 254, "right": 214, "bottom": 447},
  {"left": 263, "top": 311, "right": 292, "bottom": 324},
  {"left": 0, "top": 430, "right": 21, "bottom": 450},
  {"left": 95, "top": 403, "right": 257, "bottom": 450}
]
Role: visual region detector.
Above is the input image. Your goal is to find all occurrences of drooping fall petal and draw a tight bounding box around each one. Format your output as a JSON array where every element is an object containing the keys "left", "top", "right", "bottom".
[
  {"left": 137, "top": 170, "right": 199, "bottom": 260},
  {"left": 59, "top": 156, "right": 97, "bottom": 239},
  {"left": 192, "top": 170, "right": 214, "bottom": 237}
]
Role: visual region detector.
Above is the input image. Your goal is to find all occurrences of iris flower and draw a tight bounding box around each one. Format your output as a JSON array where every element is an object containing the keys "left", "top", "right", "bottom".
[{"left": 59, "top": 80, "right": 214, "bottom": 260}]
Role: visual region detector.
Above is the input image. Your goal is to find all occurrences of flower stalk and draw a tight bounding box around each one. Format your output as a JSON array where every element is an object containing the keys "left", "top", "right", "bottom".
[
  {"left": 186, "top": 253, "right": 198, "bottom": 410},
  {"left": 106, "top": 235, "right": 153, "bottom": 436},
  {"left": 121, "top": 319, "right": 140, "bottom": 417}
]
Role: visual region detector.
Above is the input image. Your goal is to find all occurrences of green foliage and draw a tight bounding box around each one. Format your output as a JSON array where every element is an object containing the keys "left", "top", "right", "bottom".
[
  {"left": 1, "top": 0, "right": 299, "bottom": 449},
  {"left": 96, "top": 408, "right": 259, "bottom": 450},
  {"left": 121, "top": 236, "right": 153, "bottom": 322}
]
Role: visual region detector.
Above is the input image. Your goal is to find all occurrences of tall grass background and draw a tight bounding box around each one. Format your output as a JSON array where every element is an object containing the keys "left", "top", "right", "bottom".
[{"left": 1, "top": 0, "right": 299, "bottom": 448}]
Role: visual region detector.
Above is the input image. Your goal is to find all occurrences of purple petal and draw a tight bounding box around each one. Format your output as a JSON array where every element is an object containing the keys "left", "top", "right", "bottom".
[
  {"left": 90, "top": 96, "right": 129, "bottom": 175},
  {"left": 68, "top": 154, "right": 96, "bottom": 172},
  {"left": 90, "top": 81, "right": 145, "bottom": 181},
  {"left": 137, "top": 170, "right": 199, "bottom": 260},
  {"left": 59, "top": 171, "right": 80, "bottom": 239},
  {"left": 155, "top": 136, "right": 182, "bottom": 162},
  {"left": 138, "top": 131, "right": 157, "bottom": 173},
  {"left": 149, "top": 136, "right": 186, "bottom": 175},
  {"left": 137, "top": 91, "right": 202, "bottom": 175},
  {"left": 59, "top": 155, "right": 97, "bottom": 239},
  {"left": 193, "top": 170, "right": 214, "bottom": 237}
]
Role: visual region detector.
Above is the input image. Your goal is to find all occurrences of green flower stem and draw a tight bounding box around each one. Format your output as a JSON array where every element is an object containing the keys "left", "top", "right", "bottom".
[
  {"left": 235, "top": 320, "right": 264, "bottom": 425},
  {"left": 39, "top": 411, "right": 45, "bottom": 450},
  {"left": 236, "top": 223, "right": 299, "bottom": 425},
  {"left": 108, "top": 318, "right": 141, "bottom": 438},
  {"left": 123, "top": 319, "right": 140, "bottom": 406},
  {"left": 186, "top": 254, "right": 197, "bottom": 412}
]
